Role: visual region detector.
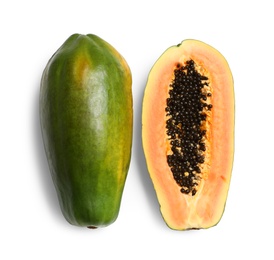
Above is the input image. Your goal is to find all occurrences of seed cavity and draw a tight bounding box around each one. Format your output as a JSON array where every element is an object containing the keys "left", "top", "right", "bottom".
[{"left": 165, "top": 59, "right": 212, "bottom": 196}]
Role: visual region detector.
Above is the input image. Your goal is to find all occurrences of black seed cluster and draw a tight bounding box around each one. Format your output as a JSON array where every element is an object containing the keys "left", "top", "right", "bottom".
[{"left": 166, "top": 60, "right": 212, "bottom": 196}]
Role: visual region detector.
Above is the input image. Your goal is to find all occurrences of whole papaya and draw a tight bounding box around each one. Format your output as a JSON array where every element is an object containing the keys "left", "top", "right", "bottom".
[{"left": 40, "top": 34, "right": 133, "bottom": 228}]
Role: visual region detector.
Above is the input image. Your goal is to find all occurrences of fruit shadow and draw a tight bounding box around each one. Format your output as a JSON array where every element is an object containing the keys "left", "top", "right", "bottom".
[{"left": 133, "top": 80, "right": 165, "bottom": 227}]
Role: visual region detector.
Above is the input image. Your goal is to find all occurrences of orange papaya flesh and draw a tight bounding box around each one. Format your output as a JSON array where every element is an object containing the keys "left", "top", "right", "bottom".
[{"left": 142, "top": 39, "right": 234, "bottom": 230}]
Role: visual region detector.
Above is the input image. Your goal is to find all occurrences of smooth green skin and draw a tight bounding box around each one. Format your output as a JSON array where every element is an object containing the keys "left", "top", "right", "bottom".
[{"left": 40, "top": 34, "right": 133, "bottom": 227}]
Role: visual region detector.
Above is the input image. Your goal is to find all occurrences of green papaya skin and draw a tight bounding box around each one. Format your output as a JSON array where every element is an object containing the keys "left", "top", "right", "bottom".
[{"left": 40, "top": 34, "right": 133, "bottom": 228}]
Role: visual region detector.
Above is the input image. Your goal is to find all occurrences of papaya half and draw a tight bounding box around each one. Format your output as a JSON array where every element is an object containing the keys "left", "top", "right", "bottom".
[
  {"left": 142, "top": 40, "right": 234, "bottom": 230},
  {"left": 40, "top": 34, "right": 133, "bottom": 228}
]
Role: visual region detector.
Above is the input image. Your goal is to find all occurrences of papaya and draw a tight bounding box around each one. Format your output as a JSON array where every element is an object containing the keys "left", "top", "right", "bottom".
[
  {"left": 40, "top": 34, "right": 133, "bottom": 228},
  {"left": 142, "top": 39, "right": 234, "bottom": 230}
]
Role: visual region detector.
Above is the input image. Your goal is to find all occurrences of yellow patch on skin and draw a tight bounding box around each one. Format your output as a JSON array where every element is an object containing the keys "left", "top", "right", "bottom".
[{"left": 73, "top": 55, "right": 92, "bottom": 87}]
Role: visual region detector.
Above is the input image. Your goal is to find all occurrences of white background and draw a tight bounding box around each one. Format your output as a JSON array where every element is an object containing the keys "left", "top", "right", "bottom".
[{"left": 1, "top": 0, "right": 273, "bottom": 259}]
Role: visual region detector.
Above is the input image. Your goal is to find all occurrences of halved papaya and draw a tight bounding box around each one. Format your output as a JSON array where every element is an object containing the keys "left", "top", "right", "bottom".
[{"left": 142, "top": 39, "right": 234, "bottom": 230}]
